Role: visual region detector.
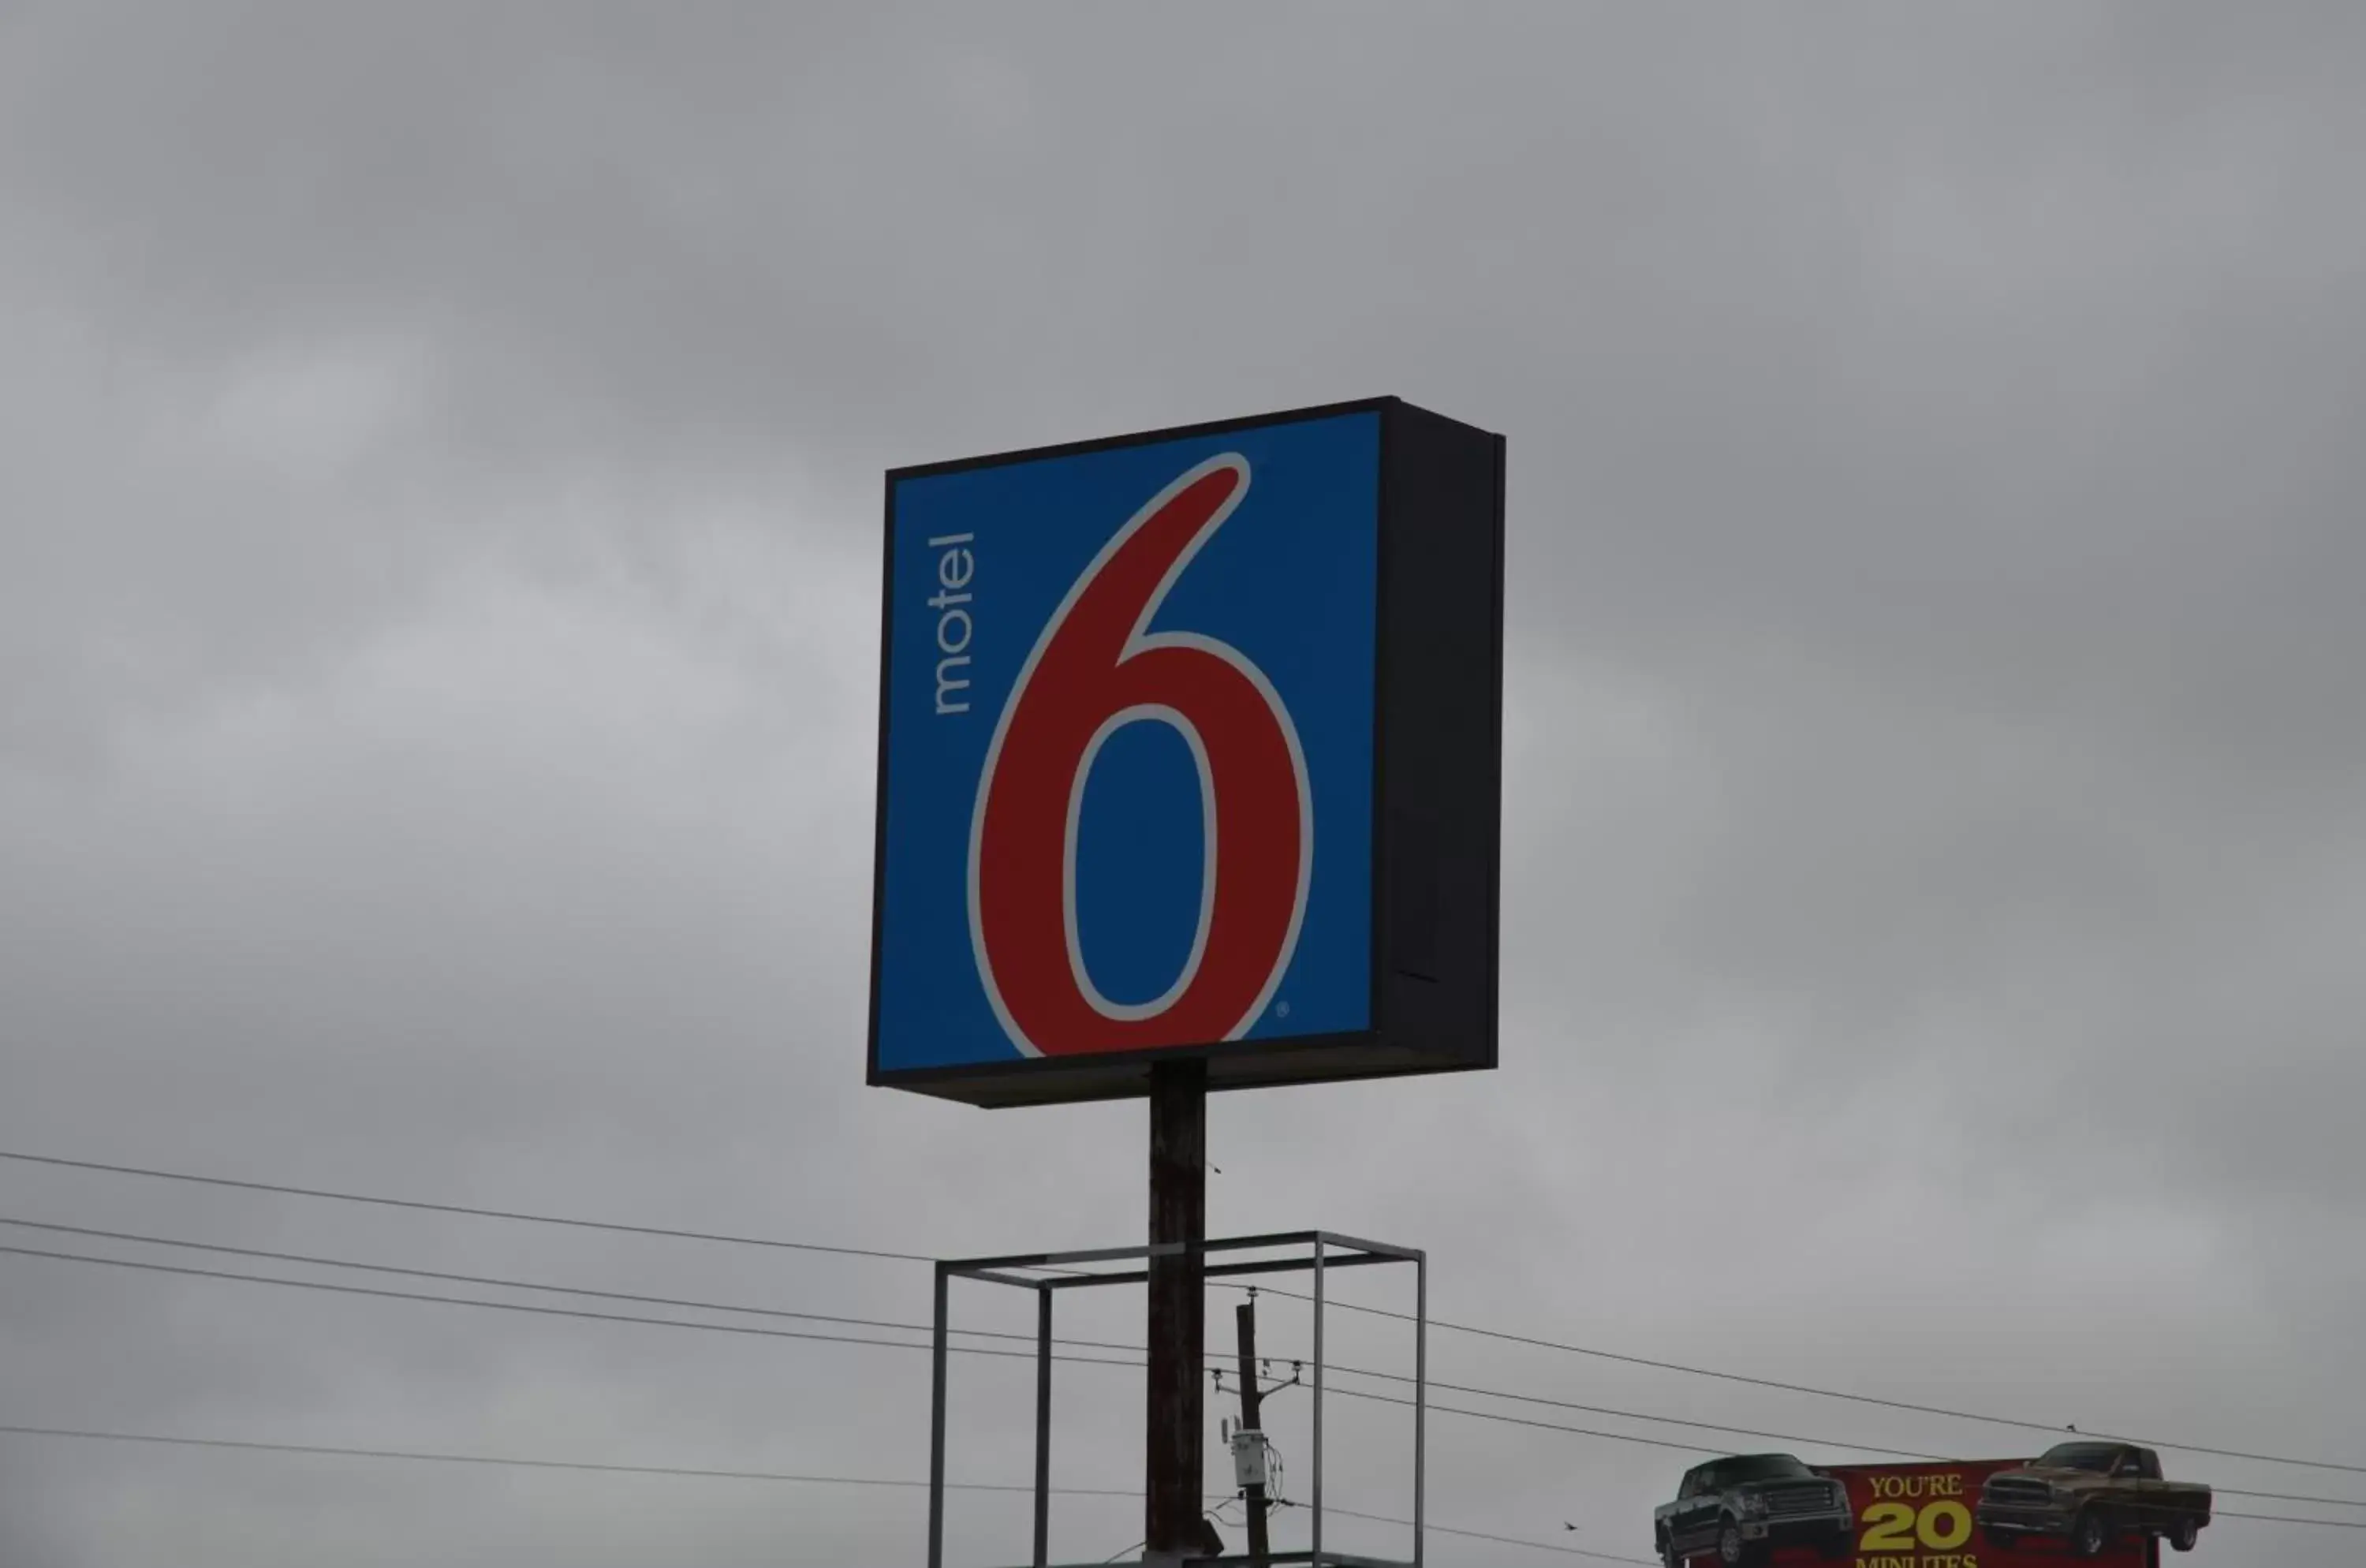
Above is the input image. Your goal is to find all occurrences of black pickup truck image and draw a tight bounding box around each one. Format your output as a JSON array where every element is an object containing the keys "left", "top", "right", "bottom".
[
  {"left": 1976, "top": 1441, "right": 2213, "bottom": 1556},
  {"left": 1655, "top": 1454, "right": 1854, "bottom": 1566}
]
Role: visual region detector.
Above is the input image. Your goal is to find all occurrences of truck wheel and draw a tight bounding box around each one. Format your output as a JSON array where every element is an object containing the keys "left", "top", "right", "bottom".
[
  {"left": 2169, "top": 1518, "right": 2200, "bottom": 1552},
  {"left": 1661, "top": 1535, "right": 1683, "bottom": 1568},
  {"left": 1717, "top": 1519, "right": 1749, "bottom": 1566},
  {"left": 2071, "top": 1507, "right": 2110, "bottom": 1559}
]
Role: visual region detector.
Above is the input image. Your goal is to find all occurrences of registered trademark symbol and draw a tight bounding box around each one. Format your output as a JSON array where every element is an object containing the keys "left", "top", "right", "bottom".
[{"left": 1273, "top": 1000, "right": 1291, "bottom": 1018}]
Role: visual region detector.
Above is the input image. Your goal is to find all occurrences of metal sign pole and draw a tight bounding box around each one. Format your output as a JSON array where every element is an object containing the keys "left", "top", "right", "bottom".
[
  {"left": 1034, "top": 1284, "right": 1054, "bottom": 1567},
  {"left": 1145, "top": 1060, "right": 1207, "bottom": 1560},
  {"left": 1413, "top": 1253, "right": 1427, "bottom": 1568},
  {"left": 928, "top": 1264, "right": 950, "bottom": 1568},
  {"left": 1312, "top": 1234, "right": 1326, "bottom": 1565}
]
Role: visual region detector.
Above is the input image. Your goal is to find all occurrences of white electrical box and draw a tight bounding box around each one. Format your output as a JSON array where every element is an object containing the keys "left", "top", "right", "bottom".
[{"left": 1229, "top": 1428, "right": 1269, "bottom": 1489}]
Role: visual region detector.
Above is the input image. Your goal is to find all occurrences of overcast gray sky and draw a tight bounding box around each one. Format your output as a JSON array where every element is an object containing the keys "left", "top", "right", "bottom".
[{"left": 4, "top": 3, "right": 2364, "bottom": 1565}]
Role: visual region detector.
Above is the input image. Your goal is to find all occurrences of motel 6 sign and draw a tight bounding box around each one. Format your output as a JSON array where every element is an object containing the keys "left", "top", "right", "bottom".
[{"left": 869, "top": 399, "right": 1504, "bottom": 1107}]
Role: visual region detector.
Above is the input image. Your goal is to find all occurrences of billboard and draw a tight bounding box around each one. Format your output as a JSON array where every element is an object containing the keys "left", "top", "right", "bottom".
[
  {"left": 870, "top": 398, "right": 1503, "bottom": 1107},
  {"left": 1823, "top": 1461, "right": 2151, "bottom": 1567},
  {"left": 1659, "top": 1448, "right": 2207, "bottom": 1567}
]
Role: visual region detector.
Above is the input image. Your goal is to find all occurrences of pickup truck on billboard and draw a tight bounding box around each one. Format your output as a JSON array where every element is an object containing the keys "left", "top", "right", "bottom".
[
  {"left": 1659, "top": 1450, "right": 2210, "bottom": 1566},
  {"left": 1655, "top": 1454, "right": 1854, "bottom": 1566},
  {"left": 1976, "top": 1443, "right": 2211, "bottom": 1557}
]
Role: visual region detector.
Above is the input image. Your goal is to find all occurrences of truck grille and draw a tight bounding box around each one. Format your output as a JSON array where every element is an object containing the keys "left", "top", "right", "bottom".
[
  {"left": 1984, "top": 1478, "right": 2054, "bottom": 1506},
  {"left": 1765, "top": 1484, "right": 1839, "bottom": 1518}
]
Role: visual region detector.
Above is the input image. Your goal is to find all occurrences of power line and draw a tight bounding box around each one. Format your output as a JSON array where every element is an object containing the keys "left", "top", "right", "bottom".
[
  {"left": 0, "top": 1424, "right": 1129, "bottom": 1496},
  {"left": 0, "top": 1238, "right": 2101, "bottom": 1493},
  {"left": 6, "top": 1421, "right": 2356, "bottom": 1541},
  {"left": 1241, "top": 1282, "right": 2366, "bottom": 1479},
  {"left": 2215, "top": 1510, "right": 2366, "bottom": 1529},
  {"left": 0, "top": 1209, "right": 1804, "bottom": 1460},
  {"left": 8, "top": 1255, "right": 2359, "bottom": 1536},
  {"left": 0, "top": 1234, "right": 1834, "bottom": 1473},
  {"left": 0, "top": 1215, "right": 1140, "bottom": 1355},
  {"left": 0, "top": 1148, "right": 928, "bottom": 1263},
  {"left": 0, "top": 1227, "right": 1778, "bottom": 1472},
  {"left": 1336, "top": 1362, "right": 1955, "bottom": 1462},
  {"left": 0, "top": 1238, "right": 1859, "bottom": 1472},
  {"left": 0, "top": 1424, "right": 1683, "bottom": 1552},
  {"left": 1328, "top": 1386, "right": 1724, "bottom": 1456},
  {"left": 11, "top": 1145, "right": 2362, "bottom": 1482},
  {"left": 0, "top": 1243, "right": 1141, "bottom": 1373},
  {"left": 12, "top": 1212, "right": 2353, "bottom": 1516},
  {"left": 1314, "top": 1387, "right": 2366, "bottom": 1525},
  {"left": 1402, "top": 1382, "right": 2364, "bottom": 1511},
  {"left": 1328, "top": 1364, "right": 2366, "bottom": 1511},
  {"left": 2207, "top": 1485, "right": 2366, "bottom": 1510}
]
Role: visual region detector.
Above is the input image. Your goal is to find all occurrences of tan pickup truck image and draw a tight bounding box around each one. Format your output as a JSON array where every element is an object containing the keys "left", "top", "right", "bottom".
[{"left": 1975, "top": 1441, "right": 2212, "bottom": 1556}]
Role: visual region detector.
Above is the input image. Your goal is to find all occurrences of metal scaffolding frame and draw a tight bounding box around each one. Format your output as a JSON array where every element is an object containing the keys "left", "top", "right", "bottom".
[{"left": 927, "top": 1230, "right": 1427, "bottom": 1568}]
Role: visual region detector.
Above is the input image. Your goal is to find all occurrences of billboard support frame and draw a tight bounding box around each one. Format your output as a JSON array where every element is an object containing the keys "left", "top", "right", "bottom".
[{"left": 927, "top": 1230, "right": 1426, "bottom": 1568}]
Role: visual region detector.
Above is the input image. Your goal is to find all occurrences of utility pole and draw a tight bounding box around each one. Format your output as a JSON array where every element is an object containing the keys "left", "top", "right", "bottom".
[
  {"left": 1233, "top": 1296, "right": 1273, "bottom": 1562},
  {"left": 1145, "top": 1059, "right": 1207, "bottom": 1561}
]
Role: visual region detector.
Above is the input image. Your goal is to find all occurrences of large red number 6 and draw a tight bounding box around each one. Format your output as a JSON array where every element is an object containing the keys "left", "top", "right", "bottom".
[{"left": 968, "top": 454, "right": 1311, "bottom": 1057}]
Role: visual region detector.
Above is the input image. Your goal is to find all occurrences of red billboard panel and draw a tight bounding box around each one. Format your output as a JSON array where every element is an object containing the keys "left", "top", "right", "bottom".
[
  {"left": 1661, "top": 1448, "right": 2206, "bottom": 1567},
  {"left": 1820, "top": 1462, "right": 2145, "bottom": 1566}
]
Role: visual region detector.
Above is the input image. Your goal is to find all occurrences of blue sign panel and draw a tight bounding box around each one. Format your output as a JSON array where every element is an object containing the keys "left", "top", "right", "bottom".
[
  {"left": 871, "top": 398, "right": 1503, "bottom": 1107},
  {"left": 876, "top": 411, "right": 1379, "bottom": 1080}
]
